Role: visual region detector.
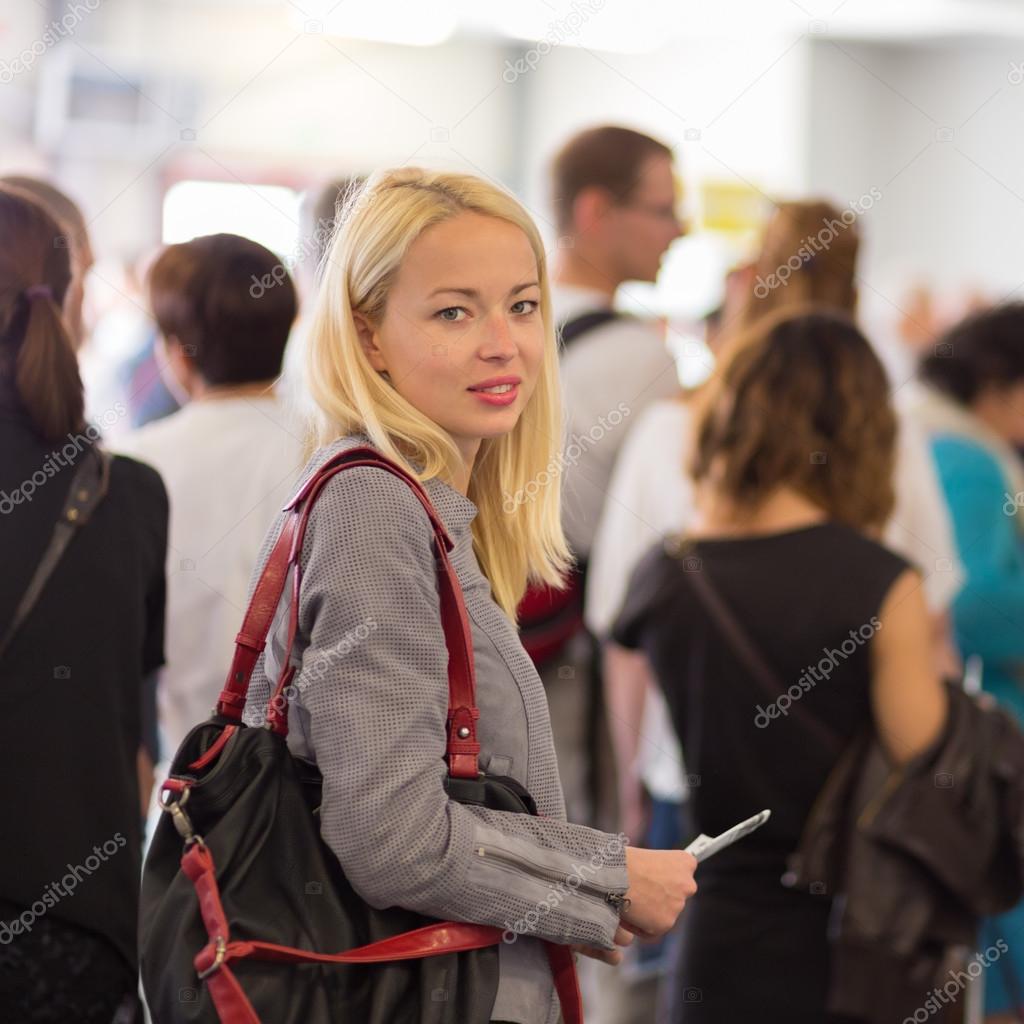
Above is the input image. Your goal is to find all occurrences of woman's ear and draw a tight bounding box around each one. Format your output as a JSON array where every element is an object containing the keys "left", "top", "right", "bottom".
[
  {"left": 572, "top": 185, "right": 613, "bottom": 236},
  {"left": 353, "top": 312, "right": 387, "bottom": 373}
]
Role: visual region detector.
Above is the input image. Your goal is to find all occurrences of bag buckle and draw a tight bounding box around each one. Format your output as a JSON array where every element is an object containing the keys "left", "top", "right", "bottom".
[
  {"left": 196, "top": 936, "right": 227, "bottom": 980},
  {"left": 158, "top": 782, "right": 204, "bottom": 846}
]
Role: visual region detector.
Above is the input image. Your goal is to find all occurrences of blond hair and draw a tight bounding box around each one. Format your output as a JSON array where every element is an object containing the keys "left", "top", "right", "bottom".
[{"left": 305, "top": 167, "right": 572, "bottom": 620}]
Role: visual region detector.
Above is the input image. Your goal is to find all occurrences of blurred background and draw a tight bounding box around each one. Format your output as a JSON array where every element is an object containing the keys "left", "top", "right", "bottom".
[
  {"left": 5, "top": 0, "right": 1024, "bottom": 423},
  {"left": 6, "top": 6, "right": 1024, "bottom": 1022}
]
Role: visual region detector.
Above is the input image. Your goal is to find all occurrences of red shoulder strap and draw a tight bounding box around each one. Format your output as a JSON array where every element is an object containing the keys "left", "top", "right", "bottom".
[
  {"left": 182, "top": 841, "right": 584, "bottom": 1023},
  {"left": 214, "top": 446, "right": 481, "bottom": 779}
]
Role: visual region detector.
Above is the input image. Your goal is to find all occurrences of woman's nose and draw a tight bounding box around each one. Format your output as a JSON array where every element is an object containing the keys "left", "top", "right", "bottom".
[{"left": 479, "top": 312, "right": 517, "bottom": 359}]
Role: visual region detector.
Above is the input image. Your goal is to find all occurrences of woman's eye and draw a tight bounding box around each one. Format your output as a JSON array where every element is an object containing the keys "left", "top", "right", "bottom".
[
  {"left": 437, "top": 306, "right": 467, "bottom": 322},
  {"left": 511, "top": 299, "right": 539, "bottom": 315}
]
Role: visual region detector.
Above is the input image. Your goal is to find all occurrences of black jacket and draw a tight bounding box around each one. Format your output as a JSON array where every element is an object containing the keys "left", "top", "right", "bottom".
[
  {"left": 785, "top": 683, "right": 1024, "bottom": 1023},
  {"left": 0, "top": 386, "right": 167, "bottom": 971}
]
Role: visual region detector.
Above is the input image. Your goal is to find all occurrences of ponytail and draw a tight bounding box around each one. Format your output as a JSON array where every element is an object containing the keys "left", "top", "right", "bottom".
[
  {"left": 0, "top": 184, "right": 81, "bottom": 443},
  {"left": 14, "top": 289, "right": 85, "bottom": 441}
]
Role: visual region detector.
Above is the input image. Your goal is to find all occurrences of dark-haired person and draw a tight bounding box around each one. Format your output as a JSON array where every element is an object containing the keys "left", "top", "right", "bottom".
[
  {"left": 549, "top": 124, "right": 684, "bottom": 569},
  {"left": 0, "top": 175, "right": 93, "bottom": 348},
  {"left": 0, "top": 186, "right": 168, "bottom": 1021},
  {"left": 538, "top": 123, "right": 685, "bottom": 821},
  {"left": 914, "top": 303, "right": 1024, "bottom": 1023},
  {"left": 609, "top": 309, "right": 948, "bottom": 1023},
  {"left": 0, "top": 174, "right": 180, "bottom": 433},
  {"left": 119, "top": 233, "right": 304, "bottom": 769},
  {"left": 590, "top": 201, "right": 961, "bottom": 882},
  {"left": 541, "top": 124, "right": 688, "bottom": 1022}
]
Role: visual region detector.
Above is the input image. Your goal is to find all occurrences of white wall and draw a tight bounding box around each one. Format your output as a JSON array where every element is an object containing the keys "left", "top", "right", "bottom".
[
  {"left": 6, "top": 0, "right": 1024, "bottom": 312},
  {"left": 3, "top": 0, "right": 526, "bottom": 257},
  {"left": 517, "top": 34, "right": 812, "bottom": 239},
  {"left": 806, "top": 37, "right": 1024, "bottom": 327}
]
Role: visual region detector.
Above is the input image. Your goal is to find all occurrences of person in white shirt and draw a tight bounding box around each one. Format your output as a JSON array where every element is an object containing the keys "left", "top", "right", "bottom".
[{"left": 119, "top": 233, "right": 306, "bottom": 763}]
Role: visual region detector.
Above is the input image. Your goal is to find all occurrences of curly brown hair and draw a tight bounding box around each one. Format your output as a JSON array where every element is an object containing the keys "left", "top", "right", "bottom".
[{"left": 690, "top": 307, "right": 896, "bottom": 532}]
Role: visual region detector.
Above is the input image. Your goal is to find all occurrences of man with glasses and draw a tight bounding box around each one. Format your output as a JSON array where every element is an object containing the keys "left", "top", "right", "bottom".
[
  {"left": 524, "top": 123, "right": 685, "bottom": 1024},
  {"left": 549, "top": 124, "right": 685, "bottom": 565},
  {"left": 525, "top": 127, "right": 684, "bottom": 832}
]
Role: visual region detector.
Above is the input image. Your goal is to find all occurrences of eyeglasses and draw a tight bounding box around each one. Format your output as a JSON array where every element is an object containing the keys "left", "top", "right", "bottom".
[{"left": 618, "top": 200, "right": 684, "bottom": 226}]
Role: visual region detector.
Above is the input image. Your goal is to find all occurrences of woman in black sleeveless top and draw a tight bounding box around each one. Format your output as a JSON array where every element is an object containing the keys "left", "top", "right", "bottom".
[{"left": 609, "top": 309, "right": 948, "bottom": 1024}]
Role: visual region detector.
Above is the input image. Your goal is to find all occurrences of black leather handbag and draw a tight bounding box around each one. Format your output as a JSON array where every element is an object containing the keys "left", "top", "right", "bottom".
[{"left": 140, "top": 447, "right": 583, "bottom": 1024}]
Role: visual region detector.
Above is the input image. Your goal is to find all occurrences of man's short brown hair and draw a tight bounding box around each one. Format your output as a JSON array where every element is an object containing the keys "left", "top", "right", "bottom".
[
  {"left": 550, "top": 125, "right": 673, "bottom": 232},
  {"left": 148, "top": 233, "right": 296, "bottom": 387}
]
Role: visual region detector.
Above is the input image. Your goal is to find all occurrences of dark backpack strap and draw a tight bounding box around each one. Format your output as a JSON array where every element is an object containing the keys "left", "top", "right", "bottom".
[
  {"left": 519, "top": 305, "right": 623, "bottom": 661},
  {"left": 0, "top": 446, "right": 111, "bottom": 661},
  {"left": 558, "top": 309, "right": 623, "bottom": 348},
  {"left": 666, "top": 536, "right": 846, "bottom": 756}
]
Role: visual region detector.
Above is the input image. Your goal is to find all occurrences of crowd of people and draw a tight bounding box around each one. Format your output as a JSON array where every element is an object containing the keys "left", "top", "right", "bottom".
[{"left": 0, "top": 123, "right": 1022, "bottom": 1024}]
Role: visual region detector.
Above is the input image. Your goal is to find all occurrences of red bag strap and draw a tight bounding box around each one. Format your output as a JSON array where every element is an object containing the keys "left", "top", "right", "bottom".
[
  {"left": 183, "top": 840, "right": 583, "bottom": 1023},
  {"left": 214, "top": 446, "right": 481, "bottom": 779}
]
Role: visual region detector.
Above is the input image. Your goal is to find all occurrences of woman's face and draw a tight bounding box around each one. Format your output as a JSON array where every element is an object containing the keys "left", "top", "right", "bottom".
[{"left": 355, "top": 211, "right": 546, "bottom": 466}]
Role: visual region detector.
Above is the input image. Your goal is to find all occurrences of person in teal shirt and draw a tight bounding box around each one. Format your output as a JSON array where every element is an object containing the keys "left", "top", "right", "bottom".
[{"left": 916, "top": 303, "right": 1024, "bottom": 1023}]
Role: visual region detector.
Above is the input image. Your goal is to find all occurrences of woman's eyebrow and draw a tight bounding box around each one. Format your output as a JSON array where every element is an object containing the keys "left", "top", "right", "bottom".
[{"left": 427, "top": 281, "right": 540, "bottom": 299}]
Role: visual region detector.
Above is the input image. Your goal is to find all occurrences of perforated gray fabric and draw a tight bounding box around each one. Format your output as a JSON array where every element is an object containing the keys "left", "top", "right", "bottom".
[{"left": 243, "top": 435, "right": 629, "bottom": 1024}]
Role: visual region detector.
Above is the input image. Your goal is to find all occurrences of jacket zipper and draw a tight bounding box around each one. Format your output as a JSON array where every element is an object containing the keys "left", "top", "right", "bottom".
[
  {"left": 856, "top": 767, "right": 905, "bottom": 830},
  {"left": 475, "top": 845, "right": 631, "bottom": 913}
]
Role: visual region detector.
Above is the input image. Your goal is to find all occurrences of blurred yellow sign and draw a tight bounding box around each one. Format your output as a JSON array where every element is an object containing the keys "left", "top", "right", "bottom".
[{"left": 699, "top": 180, "right": 771, "bottom": 235}]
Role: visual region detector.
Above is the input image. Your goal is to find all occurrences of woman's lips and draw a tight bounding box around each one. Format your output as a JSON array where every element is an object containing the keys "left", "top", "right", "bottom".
[{"left": 468, "top": 382, "right": 519, "bottom": 406}]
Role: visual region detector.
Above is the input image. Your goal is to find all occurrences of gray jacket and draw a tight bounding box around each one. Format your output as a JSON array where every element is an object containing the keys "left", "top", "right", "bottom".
[{"left": 243, "top": 436, "right": 630, "bottom": 1024}]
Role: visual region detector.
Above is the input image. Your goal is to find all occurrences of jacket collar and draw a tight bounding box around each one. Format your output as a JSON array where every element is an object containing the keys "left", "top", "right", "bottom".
[
  {"left": 324, "top": 432, "right": 478, "bottom": 539},
  {"left": 421, "top": 475, "right": 478, "bottom": 538}
]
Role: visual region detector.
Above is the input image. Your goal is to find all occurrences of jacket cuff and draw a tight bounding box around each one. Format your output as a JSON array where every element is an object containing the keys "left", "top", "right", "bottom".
[{"left": 465, "top": 821, "right": 630, "bottom": 948}]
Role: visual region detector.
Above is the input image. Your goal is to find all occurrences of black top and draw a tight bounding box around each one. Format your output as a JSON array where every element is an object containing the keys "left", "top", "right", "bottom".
[
  {"left": 0, "top": 389, "right": 167, "bottom": 971},
  {"left": 611, "top": 522, "right": 908, "bottom": 884}
]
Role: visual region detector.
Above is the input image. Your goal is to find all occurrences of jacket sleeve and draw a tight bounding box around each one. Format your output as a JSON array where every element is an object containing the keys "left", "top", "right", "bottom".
[{"left": 288, "top": 467, "right": 630, "bottom": 950}]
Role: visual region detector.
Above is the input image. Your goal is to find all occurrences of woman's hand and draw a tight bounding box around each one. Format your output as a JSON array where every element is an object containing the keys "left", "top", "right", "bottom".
[
  {"left": 620, "top": 846, "right": 698, "bottom": 939},
  {"left": 571, "top": 925, "right": 635, "bottom": 966}
]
